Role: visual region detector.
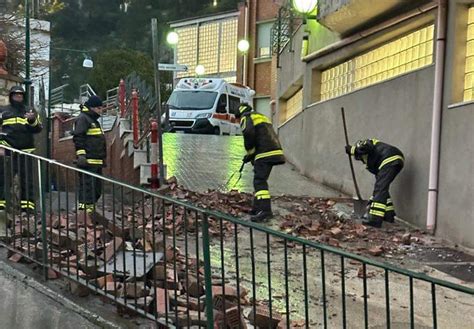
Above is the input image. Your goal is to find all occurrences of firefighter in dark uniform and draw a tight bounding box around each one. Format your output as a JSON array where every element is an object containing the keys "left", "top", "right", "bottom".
[
  {"left": 345, "top": 139, "right": 404, "bottom": 228},
  {"left": 72, "top": 96, "right": 106, "bottom": 213},
  {"left": 0, "top": 86, "right": 42, "bottom": 213},
  {"left": 236, "top": 104, "right": 285, "bottom": 222}
]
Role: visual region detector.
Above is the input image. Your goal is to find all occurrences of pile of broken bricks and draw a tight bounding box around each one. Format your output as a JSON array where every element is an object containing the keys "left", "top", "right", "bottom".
[{"left": 5, "top": 206, "right": 296, "bottom": 328}]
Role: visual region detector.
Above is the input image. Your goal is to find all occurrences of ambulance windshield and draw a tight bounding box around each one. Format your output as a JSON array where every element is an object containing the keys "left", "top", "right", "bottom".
[{"left": 168, "top": 91, "right": 217, "bottom": 110}]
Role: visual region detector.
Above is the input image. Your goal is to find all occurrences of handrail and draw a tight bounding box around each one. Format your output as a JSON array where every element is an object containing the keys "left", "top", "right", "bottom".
[
  {"left": 135, "top": 125, "right": 151, "bottom": 148},
  {"left": 1, "top": 144, "right": 473, "bottom": 297}
]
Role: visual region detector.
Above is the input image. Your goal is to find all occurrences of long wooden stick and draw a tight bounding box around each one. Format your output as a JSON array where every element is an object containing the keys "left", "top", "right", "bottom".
[{"left": 341, "top": 107, "right": 363, "bottom": 200}]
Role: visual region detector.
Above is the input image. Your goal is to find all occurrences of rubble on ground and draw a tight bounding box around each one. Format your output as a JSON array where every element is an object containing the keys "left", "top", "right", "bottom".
[
  {"left": 2, "top": 176, "right": 430, "bottom": 327},
  {"left": 160, "top": 177, "right": 428, "bottom": 259}
]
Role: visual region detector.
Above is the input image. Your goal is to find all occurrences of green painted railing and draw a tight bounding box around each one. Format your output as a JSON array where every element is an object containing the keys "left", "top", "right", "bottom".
[{"left": 0, "top": 145, "right": 472, "bottom": 328}]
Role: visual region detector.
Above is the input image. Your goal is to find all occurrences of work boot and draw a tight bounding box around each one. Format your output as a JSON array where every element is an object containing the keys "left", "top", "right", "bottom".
[
  {"left": 384, "top": 212, "right": 395, "bottom": 223},
  {"left": 248, "top": 208, "right": 258, "bottom": 216},
  {"left": 250, "top": 210, "right": 273, "bottom": 223},
  {"left": 362, "top": 215, "right": 383, "bottom": 228}
]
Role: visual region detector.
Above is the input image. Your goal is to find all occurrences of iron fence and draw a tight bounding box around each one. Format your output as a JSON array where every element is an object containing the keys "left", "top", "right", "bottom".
[{"left": 0, "top": 146, "right": 473, "bottom": 328}]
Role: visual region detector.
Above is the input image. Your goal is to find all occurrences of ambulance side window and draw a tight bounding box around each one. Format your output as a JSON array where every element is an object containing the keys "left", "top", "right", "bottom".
[
  {"left": 229, "top": 96, "right": 241, "bottom": 116},
  {"left": 217, "top": 94, "right": 227, "bottom": 113}
]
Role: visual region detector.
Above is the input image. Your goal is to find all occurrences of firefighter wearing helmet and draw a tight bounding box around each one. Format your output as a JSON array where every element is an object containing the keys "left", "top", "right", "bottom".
[
  {"left": 236, "top": 103, "right": 285, "bottom": 222},
  {"left": 0, "top": 86, "right": 42, "bottom": 213}
]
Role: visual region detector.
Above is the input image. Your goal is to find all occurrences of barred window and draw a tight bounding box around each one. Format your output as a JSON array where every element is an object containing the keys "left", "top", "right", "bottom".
[
  {"left": 463, "top": 7, "right": 474, "bottom": 101},
  {"left": 320, "top": 25, "right": 434, "bottom": 101}
]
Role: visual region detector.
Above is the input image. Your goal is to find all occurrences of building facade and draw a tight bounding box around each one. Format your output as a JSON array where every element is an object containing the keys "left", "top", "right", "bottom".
[
  {"left": 170, "top": 11, "right": 240, "bottom": 83},
  {"left": 275, "top": 0, "right": 474, "bottom": 248},
  {"left": 240, "top": 0, "right": 284, "bottom": 119},
  {"left": 169, "top": 1, "right": 285, "bottom": 120}
]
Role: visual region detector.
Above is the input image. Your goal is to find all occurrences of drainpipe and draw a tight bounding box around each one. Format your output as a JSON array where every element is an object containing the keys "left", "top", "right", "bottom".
[
  {"left": 427, "top": 0, "right": 448, "bottom": 233},
  {"left": 243, "top": 0, "right": 249, "bottom": 86}
]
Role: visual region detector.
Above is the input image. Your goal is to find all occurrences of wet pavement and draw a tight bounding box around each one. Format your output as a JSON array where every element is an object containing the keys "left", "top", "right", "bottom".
[
  {"left": 161, "top": 133, "right": 474, "bottom": 285},
  {"left": 162, "top": 133, "right": 342, "bottom": 197}
]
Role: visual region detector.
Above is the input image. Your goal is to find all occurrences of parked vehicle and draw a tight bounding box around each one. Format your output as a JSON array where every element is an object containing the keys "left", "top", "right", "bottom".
[{"left": 164, "top": 78, "right": 255, "bottom": 135}]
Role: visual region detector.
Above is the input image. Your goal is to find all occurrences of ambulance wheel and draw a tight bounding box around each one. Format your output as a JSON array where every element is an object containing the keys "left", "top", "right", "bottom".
[{"left": 213, "top": 127, "right": 221, "bottom": 135}]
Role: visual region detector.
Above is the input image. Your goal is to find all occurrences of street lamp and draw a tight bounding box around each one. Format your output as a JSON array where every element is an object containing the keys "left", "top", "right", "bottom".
[
  {"left": 195, "top": 64, "right": 206, "bottom": 76},
  {"left": 52, "top": 47, "right": 94, "bottom": 68},
  {"left": 292, "top": 0, "right": 318, "bottom": 58},
  {"left": 237, "top": 39, "right": 250, "bottom": 85},
  {"left": 292, "top": 0, "right": 318, "bottom": 18},
  {"left": 237, "top": 39, "right": 250, "bottom": 53},
  {"left": 82, "top": 56, "right": 94, "bottom": 68},
  {"left": 166, "top": 31, "right": 179, "bottom": 46}
]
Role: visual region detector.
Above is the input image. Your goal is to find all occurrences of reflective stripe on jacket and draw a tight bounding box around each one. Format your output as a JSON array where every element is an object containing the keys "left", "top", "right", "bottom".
[
  {"left": 240, "top": 112, "right": 285, "bottom": 164},
  {"left": 351, "top": 139, "right": 404, "bottom": 174},
  {"left": 72, "top": 107, "right": 107, "bottom": 166}
]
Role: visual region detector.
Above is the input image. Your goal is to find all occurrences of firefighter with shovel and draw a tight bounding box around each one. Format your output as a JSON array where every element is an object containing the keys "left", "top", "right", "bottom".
[
  {"left": 236, "top": 104, "right": 285, "bottom": 223},
  {"left": 345, "top": 139, "right": 404, "bottom": 228}
]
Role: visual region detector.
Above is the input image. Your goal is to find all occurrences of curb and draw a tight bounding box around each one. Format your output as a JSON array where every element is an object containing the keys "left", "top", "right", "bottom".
[{"left": 0, "top": 259, "right": 122, "bottom": 329}]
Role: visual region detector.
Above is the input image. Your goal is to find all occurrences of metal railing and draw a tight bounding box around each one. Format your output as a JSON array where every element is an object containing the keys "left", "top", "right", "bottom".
[
  {"left": 50, "top": 84, "right": 69, "bottom": 111},
  {"left": 118, "top": 76, "right": 160, "bottom": 149},
  {"left": 0, "top": 146, "right": 472, "bottom": 328},
  {"left": 79, "top": 83, "right": 96, "bottom": 103},
  {"left": 271, "top": 4, "right": 302, "bottom": 68},
  {"left": 105, "top": 86, "right": 119, "bottom": 109}
]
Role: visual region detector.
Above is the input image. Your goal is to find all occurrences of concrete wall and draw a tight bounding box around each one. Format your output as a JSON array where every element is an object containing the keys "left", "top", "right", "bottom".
[
  {"left": 276, "top": 1, "right": 474, "bottom": 248},
  {"left": 435, "top": 1, "right": 474, "bottom": 248},
  {"left": 437, "top": 103, "right": 474, "bottom": 248},
  {"left": 279, "top": 67, "right": 435, "bottom": 228}
]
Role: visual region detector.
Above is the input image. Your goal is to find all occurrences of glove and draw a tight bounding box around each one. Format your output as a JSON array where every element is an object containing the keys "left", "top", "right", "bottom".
[
  {"left": 345, "top": 145, "right": 353, "bottom": 155},
  {"left": 76, "top": 156, "right": 88, "bottom": 168},
  {"left": 25, "top": 111, "right": 37, "bottom": 123},
  {"left": 243, "top": 154, "right": 253, "bottom": 164}
]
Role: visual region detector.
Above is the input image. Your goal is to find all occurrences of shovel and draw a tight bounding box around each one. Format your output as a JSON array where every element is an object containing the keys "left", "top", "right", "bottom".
[
  {"left": 220, "top": 161, "right": 245, "bottom": 191},
  {"left": 341, "top": 107, "right": 368, "bottom": 217}
]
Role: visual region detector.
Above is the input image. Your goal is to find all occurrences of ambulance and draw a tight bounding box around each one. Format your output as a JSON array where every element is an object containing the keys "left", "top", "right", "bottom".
[{"left": 164, "top": 78, "right": 255, "bottom": 135}]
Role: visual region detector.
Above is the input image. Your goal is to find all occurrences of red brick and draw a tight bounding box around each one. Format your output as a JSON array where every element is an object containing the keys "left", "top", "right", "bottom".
[
  {"left": 47, "top": 269, "right": 60, "bottom": 280},
  {"left": 155, "top": 288, "right": 169, "bottom": 315},
  {"left": 211, "top": 285, "right": 247, "bottom": 299},
  {"left": 96, "top": 274, "right": 114, "bottom": 289},
  {"left": 249, "top": 306, "right": 282, "bottom": 328},
  {"left": 8, "top": 252, "right": 23, "bottom": 263},
  {"left": 100, "top": 237, "right": 123, "bottom": 262},
  {"left": 104, "top": 281, "right": 123, "bottom": 297}
]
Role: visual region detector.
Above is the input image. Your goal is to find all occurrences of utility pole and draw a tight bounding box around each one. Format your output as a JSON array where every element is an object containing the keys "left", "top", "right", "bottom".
[
  {"left": 25, "top": 0, "right": 31, "bottom": 106},
  {"left": 151, "top": 18, "right": 165, "bottom": 186}
]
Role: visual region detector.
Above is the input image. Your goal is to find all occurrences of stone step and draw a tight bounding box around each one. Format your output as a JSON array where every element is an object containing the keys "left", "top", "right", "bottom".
[
  {"left": 119, "top": 118, "right": 132, "bottom": 138},
  {"left": 133, "top": 150, "right": 148, "bottom": 169}
]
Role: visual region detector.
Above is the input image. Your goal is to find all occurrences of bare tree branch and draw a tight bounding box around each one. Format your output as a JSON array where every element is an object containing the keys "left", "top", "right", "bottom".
[{"left": 0, "top": 14, "right": 49, "bottom": 77}]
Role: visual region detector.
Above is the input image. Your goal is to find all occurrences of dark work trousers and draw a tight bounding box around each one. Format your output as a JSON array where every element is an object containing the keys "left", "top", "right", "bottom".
[
  {"left": 0, "top": 153, "right": 36, "bottom": 210},
  {"left": 78, "top": 165, "right": 103, "bottom": 209},
  {"left": 370, "top": 162, "right": 403, "bottom": 220},
  {"left": 253, "top": 160, "right": 274, "bottom": 213}
]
